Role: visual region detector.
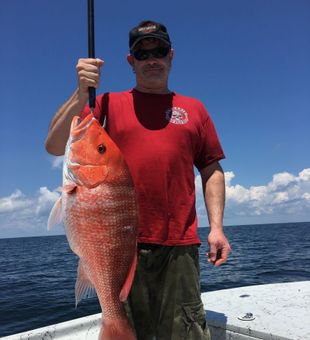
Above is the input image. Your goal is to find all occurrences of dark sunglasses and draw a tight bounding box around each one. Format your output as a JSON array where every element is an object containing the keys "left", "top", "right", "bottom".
[{"left": 132, "top": 46, "right": 170, "bottom": 61}]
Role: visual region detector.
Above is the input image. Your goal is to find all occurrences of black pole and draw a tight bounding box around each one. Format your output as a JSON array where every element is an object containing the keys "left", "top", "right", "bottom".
[{"left": 88, "top": 0, "right": 96, "bottom": 111}]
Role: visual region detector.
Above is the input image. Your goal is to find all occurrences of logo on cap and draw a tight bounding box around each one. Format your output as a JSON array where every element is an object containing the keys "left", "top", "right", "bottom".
[
  {"left": 138, "top": 24, "right": 157, "bottom": 34},
  {"left": 165, "top": 107, "right": 189, "bottom": 125}
]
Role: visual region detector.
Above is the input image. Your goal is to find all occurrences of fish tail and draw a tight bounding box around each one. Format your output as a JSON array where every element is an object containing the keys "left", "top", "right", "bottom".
[{"left": 99, "top": 318, "right": 136, "bottom": 340}]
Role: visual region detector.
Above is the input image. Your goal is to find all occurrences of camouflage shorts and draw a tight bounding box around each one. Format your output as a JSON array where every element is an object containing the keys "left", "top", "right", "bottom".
[{"left": 124, "top": 244, "right": 211, "bottom": 340}]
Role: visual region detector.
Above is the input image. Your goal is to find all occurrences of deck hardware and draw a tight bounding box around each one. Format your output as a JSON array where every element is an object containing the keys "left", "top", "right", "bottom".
[{"left": 238, "top": 312, "right": 255, "bottom": 321}]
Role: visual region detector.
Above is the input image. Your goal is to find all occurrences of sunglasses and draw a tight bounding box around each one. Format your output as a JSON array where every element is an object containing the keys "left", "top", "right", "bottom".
[{"left": 132, "top": 46, "right": 170, "bottom": 61}]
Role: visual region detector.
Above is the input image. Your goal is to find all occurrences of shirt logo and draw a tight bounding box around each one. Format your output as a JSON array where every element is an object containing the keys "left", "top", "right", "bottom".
[{"left": 165, "top": 107, "right": 189, "bottom": 125}]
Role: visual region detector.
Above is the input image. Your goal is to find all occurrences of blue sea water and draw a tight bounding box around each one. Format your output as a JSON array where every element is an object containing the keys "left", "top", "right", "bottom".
[{"left": 0, "top": 222, "right": 309, "bottom": 337}]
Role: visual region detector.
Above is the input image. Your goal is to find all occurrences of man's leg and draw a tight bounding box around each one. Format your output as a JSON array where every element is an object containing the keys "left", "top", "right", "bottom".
[
  {"left": 155, "top": 246, "right": 211, "bottom": 340},
  {"left": 125, "top": 245, "right": 210, "bottom": 340}
]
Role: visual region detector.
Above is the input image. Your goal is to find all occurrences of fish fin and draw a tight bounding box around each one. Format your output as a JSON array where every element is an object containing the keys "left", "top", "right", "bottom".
[
  {"left": 47, "top": 197, "right": 63, "bottom": 230},
  {"left": 63, "top": 184, "right": 77, "bottom": 194},
  {"left": 75, "top": 260, "right": 96, "bottom": 307},
  {"left": 119, "top": 250, "right": 137, "bottom": 302},
  {"left": 99, "top": 318, "right": 136, "bottom": 340}
]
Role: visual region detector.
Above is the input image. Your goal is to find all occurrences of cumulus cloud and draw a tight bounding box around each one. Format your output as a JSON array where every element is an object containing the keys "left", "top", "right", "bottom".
[
  {"left": 0, "top": 187, "right": 62, "bottom": 238},
  {"left": 36, "top": 187, "right": 61, "bottom": 215},
  {"left": 51, "top": 156, "right": 64, "bottom": 169},
  {"left": 0, "top": 190, "right": 32, "bottom": 214},
  {"left": 195, "top": 168, "right": 310, "bottom": 226}
]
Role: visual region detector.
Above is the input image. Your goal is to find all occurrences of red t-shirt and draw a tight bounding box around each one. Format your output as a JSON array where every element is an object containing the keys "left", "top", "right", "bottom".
[{"left": 81, "top": 89, "right": 225, "bottom": 246}]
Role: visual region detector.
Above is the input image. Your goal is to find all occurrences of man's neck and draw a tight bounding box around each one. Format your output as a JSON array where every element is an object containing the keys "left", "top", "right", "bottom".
[{"left": 134, "top": 84, "right": 171, "bottom": 94}]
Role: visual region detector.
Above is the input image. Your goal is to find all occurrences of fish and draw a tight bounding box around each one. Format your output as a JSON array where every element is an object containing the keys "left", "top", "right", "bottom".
[{"left": 48, "top": 114, "right": 138, "bottom": 340}]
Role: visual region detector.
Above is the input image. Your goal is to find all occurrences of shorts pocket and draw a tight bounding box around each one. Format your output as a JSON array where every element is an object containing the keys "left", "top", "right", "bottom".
[{"left": 180, "top": 300, "right": 210, "bottom": 340}]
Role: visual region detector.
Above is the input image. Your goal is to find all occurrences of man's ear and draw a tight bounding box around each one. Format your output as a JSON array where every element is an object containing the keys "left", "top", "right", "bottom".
[
  {"left": 169, "top": 48, "right": 174, "bottom": 61},
  {"left": 127, "top": 54, "right": 134, "bottom": 66}
]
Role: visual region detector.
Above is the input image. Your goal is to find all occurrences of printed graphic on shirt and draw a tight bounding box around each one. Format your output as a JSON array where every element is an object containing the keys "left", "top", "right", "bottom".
[{"left": 165, "top": 107, "right": 189, "bottom": 125}]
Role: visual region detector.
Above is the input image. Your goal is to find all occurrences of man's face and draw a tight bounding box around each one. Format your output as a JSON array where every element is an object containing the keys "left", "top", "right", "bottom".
[{"left": 127, "top": 38, "right": 174, "bottom": 91}]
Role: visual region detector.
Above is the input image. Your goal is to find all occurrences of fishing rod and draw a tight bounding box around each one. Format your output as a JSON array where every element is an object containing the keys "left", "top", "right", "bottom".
[{"left": 88, "top": 0, "right": 96, "bottom": 113}]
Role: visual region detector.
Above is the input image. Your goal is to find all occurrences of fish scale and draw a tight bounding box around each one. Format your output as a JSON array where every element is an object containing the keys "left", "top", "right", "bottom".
[{"left": 48, "top": 114, "right": 138, "bottom": 340}]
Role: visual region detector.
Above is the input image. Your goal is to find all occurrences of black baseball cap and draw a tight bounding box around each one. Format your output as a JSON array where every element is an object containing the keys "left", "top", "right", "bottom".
[{"left": 129, "top": 20, "right": 171, "bottom": 52}]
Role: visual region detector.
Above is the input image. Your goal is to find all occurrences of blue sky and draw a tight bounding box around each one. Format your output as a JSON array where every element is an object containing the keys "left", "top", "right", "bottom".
[{"left": 0, "top": 0, "right": 309, "bottom": 238}]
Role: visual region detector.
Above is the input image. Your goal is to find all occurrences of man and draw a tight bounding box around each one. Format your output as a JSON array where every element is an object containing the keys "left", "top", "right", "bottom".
[{"left": 45, "top": 20, "right": 231, "bottom": 340}]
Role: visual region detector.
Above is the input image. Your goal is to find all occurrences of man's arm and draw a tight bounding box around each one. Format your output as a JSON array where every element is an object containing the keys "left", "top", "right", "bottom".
[
  {"left": 199, "top": 161, "right": 231, "bottom": 266},
  {"left": 45, "top": 89, "right": 87, "bottom": 155},
  {"left": 45, "top": 58, "right": 104, "bottom": 156}
]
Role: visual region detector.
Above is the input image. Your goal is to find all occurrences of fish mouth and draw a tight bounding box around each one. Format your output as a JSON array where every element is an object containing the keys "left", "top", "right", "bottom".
[
  {"left": 70, "top": 115, "right": 95, "bottom": 143},
  {"left": 64, "top": 116, "right": 94, "bottom": 168},
  {"left": 67, "top": 114, "right": 108, "bottom": 167}
]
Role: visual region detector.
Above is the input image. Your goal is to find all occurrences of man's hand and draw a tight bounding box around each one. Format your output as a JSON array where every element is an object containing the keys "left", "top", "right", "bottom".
[
  {"left": 45, "top": 58, "right": 104, "bottom": 156},
  {"left": 76, "top": 58, "right": 104, "bottom": 100},
  {"left": 207, "top": 228, "right": 231, "bottom": 266}
]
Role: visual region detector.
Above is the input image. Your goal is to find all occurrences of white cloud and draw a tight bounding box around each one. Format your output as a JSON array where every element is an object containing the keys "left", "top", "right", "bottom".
[
  {"left": 0, "top": 187, "right": 62, "bottom": 238},
  {"left": 224, "top": 171, "right": 235, "bottom": 186},
  {"left": 303, "top": 193, "right": 310, "bottom": 200},
  {"left": 195, "top": 168, "right": 310, "bottom": 226},
  {"left": 299, "top": 168, "right": 310, "bottom": 181},
  {"left": 269, "top": 172, "right": 295, "bottom": 190},
  {"left": 273, "top": 191, "right": 289, "bottom": 204},
  {"left": 36, "top": 187, "right": 60, "bottom": 215},
  {"left": 51, "top": 156, "right": 64, "bottom": 169},
  {"left": 0, "top": 190, "right": 32, "bottom": 213}
]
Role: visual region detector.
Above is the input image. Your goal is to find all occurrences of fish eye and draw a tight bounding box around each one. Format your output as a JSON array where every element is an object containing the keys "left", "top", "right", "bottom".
[{"left": 97, "top": 144, "right": 106, "bottom": 154}]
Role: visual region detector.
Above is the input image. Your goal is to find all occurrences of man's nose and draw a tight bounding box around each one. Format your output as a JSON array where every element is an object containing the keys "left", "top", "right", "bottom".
[{"left": 146, "top": 57, "right": 158, "bottom": 64}]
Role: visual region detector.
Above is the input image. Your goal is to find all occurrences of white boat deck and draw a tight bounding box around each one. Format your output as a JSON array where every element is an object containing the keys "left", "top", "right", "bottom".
[
  {"left": 2, "top": 281, "right": 309, "bottom": 340},
  {"left": 202, "top": 281, "right": 310, "bottom": 340}
]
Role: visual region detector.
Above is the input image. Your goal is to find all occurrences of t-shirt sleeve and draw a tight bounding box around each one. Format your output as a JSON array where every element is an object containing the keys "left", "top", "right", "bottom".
[
  {"left": 80, "top": 94, "right": 107, "bottom": 124},
  {"left": 194, "top": 103, "right": 225, "bottom": 170}
]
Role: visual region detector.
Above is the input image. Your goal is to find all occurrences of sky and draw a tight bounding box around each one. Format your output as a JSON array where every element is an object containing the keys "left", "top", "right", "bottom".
[{"left": 0, "top": 0, "right": 309, "bottom": 238}]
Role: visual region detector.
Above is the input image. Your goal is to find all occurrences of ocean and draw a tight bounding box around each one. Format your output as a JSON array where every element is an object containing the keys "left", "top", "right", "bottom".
[{"left": 0, "top": 222, "right": 309, "bottom": 337}]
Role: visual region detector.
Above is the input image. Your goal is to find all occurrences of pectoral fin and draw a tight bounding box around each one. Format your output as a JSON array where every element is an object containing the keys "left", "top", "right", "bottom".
[{"left": 47, "top": 197, "right": 63, "bottom": 230}]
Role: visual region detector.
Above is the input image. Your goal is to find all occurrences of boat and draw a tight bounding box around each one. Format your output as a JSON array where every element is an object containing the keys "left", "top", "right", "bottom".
[{"left": 2, "top": 281, "right": 309, "bottom": 339}]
